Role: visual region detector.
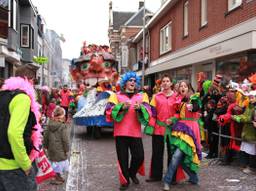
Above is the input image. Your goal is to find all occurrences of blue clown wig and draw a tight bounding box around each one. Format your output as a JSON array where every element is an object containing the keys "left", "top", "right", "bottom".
[{"left": 120, "top": 71, "right": 141, "bottom": 90}]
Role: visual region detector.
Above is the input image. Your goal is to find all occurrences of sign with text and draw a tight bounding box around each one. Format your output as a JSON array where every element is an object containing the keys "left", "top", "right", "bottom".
[{"left": 121, "top": 45, "right": 128, "bottom": 67}]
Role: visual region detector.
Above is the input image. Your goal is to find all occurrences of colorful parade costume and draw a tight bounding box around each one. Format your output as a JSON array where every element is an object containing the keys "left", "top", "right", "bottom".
[
  {"left": 146, "top": 91, "right": 178, "bottom": 181},
  {"left": 164, "top": 94, "right": 202, "bottom": 185},
  {"left": 218, "top": 102, "right": 243, "bottom": 151},
  {"left": 105, "top": 72, "right": 151, "bottom": 189}
]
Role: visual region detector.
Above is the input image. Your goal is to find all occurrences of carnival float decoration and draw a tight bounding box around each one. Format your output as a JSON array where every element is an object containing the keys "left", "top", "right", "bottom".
[{"left": 70, "top": 41, "right": 119, "bottom": 130}]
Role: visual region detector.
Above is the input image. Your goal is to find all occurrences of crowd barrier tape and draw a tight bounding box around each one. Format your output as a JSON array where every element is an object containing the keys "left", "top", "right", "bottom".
[{"left": 203, "top": 127, "right": 256, "bottom": 158}]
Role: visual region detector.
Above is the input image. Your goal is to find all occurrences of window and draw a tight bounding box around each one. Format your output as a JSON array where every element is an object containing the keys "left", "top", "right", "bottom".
[
  {"left": 8, "top": 0, "right": 17, "bottom": 30},
  {"left": 0, "top": 0, "right": 8, "bottom": 9},
  {"left": 20, "top": 24, "right": 30, "bottom": 48},
  {"left": 228, "top": 0, "right": 242, "bottom": 11},
  {"left": 0, "top": 0, "right": 8, "bottom": 39},
  {"left": 183, "top": 1, "right": 189, "bottom": 37},
  {"left": 30, "top": 27, "right": 34, "bottom": 49},
  {"left": 20, "top": 24, "right": 34, "bottom": 48},
  {"left": 201, "top": 0, "right": 207, "bottom": 27},
  {"left": 160, "top": 23, "right": 172, "bottom": 54}
]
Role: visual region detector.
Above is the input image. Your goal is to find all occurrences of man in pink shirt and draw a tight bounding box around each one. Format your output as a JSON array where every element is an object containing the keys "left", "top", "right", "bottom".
[{"left": 146, "top": 74, "right": 178, "bottom": 183}]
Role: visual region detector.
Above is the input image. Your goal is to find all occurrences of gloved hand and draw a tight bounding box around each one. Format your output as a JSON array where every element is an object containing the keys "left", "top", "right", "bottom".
[{"left": 231, "top": 115, "right": 241, "bottom": 123}]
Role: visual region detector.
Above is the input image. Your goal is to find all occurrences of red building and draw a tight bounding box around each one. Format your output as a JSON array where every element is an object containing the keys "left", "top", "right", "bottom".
[
  {"left": 108, "top": 1, "right": 152, "bottom": 73},
  {"left": 133, "top": 0, "right": 256, "bottom": 88}
]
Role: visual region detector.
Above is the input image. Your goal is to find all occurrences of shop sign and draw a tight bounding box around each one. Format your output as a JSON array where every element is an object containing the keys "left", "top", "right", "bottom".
[
  {"left": 121, "top": 45, "right": 128, "bottom": 67},
  {"left": 209, "top": 45, "right": 232, "bottom": 56}
]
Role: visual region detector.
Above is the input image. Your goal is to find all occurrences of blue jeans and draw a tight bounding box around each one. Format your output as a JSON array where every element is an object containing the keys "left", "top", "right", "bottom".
[
  {"left": 163, "top": 148, "right": 199, "bottom": 184},
  {"left": 0, "top": 166, "right": 37, "bottom": 191}
]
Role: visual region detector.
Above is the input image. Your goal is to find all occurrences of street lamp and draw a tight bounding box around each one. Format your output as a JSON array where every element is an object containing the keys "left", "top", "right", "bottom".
[{"left": 141, "top": 0, "right": 146, "bottom": 87}]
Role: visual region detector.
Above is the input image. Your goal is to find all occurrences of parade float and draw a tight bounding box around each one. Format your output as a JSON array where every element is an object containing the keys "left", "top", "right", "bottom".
[{"left": 70, "top": 42, "right": 119, "bottom": 136}]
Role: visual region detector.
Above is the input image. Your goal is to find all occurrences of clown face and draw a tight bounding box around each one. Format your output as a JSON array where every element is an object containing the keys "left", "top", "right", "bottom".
[{"left": 125, "top": 78, "right": 136, "bottom": 92}]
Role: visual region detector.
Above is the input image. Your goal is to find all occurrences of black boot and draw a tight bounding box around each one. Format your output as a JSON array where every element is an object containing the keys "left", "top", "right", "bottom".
[
  {"left": 119, "top": 183, "right": 129, "bottom": 190},
  {"left": 130, "top": 176, "right": 139, "bottom": 184}
]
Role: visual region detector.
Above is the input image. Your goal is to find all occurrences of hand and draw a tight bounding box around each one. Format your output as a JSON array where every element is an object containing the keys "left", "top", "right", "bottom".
[
  {"left": 253, "top": 121, "right": 256, "bottom": 128},
  {"left": 232, "top": 115, "right": 241, "bottom": 123},
  {"left": 212, "top": 114, "right": 217, "bottom": 121},
  {"left": 24, "top": 167, "right": 32, "bottom": 176},
  {"left": 186, "top": 103, "right": 193, "bottom": 111},
  {"left": 166, "top": 119, "right": 173, "bottom": 125},
  {"left": 134, "top": 101, "right": 141, "bottom": 110},
  {"left": 122, "top": 101, "right": 131, "bottom": 110}
]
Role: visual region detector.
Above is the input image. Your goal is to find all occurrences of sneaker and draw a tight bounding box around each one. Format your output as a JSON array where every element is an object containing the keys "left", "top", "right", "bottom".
[
  {"left": 243, "top": 167, "right": 252, "bottom": 174},
  {"left": 50, "top": 179, "right": 63, "bottom": 185},
  {"left": 163, "top": 183, "right": 170, "bottom": 191},
  {"left": 55, "top": 175, "right": 65, "bottom": 183}
]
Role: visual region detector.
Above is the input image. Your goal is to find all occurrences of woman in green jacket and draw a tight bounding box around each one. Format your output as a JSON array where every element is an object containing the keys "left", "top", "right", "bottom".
[{"left": 232, "top": 94, "right": 256, "bottom": 174}]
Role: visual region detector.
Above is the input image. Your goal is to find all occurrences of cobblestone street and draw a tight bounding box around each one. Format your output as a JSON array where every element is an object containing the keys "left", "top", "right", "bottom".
[{"left": 38, "top": 124, "right": 256, "bottom": 191}]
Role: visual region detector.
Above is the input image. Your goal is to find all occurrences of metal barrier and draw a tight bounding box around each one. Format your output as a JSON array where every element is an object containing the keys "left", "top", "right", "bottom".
[{"left": 204, "top": 128, "right": 256, "bottom": 158}]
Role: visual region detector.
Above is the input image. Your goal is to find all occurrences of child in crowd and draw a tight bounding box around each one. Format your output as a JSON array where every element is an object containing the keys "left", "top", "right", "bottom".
[
  {"left": 46, "top": 98, "right": 57, "bottom": 119},
  {"left": 43, "top": 106, "right": 70, "bottom": 184}
]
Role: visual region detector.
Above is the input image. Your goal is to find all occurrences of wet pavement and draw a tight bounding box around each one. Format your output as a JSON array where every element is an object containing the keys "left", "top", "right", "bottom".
[{"left": 38, "top": 123, "right": 256, "bottom": 191}]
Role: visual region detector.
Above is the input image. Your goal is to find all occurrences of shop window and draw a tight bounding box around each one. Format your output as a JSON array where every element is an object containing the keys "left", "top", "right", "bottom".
[
  {"left": 216, "top": 55, "right": 256, "bottom": 82},
  {"left": 160, "top": 22, "right": 172, "bottom": 54},
  {"left": 200, "top": 0, "right": 207, "bottom": 27},
  {"left": 183, "top": 1, "right": 189, "bottom": 37},
  {"left": 228, "top": 0, "right": 242, "bottom": 12},
  {"left": 176, "top": 66, "right": 192, "bottom": 81}
]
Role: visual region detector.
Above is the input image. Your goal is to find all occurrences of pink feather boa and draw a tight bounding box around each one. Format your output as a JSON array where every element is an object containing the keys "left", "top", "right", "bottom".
[{"left": 2, "top": 77, "right": 42, "bottom": 161}]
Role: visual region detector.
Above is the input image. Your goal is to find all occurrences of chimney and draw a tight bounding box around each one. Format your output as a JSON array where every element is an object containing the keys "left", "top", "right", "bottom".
[
  {"left": 109, "top": 1, "right": 113, "bottom": 26},
  {"left": 139, "top": 1, "right": 144, "bottom": 10}
]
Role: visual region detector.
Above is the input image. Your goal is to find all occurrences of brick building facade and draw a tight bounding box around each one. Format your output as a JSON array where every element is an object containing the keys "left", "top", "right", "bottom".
[{"left": 133, "top": 0, "right": 256, "bottom": 88}]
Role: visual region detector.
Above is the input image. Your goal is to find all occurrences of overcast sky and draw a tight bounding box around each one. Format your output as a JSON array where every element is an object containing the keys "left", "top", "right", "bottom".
[{"left": 32, "top": 0, "right": 161, "bottom": 60}]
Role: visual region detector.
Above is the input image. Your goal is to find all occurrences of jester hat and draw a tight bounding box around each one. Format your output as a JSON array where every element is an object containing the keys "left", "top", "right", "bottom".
[{"left": 120, "top": 71, "right": 141, "bottom": 90}]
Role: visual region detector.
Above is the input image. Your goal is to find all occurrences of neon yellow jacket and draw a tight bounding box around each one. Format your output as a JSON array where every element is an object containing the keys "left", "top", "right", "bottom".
[{"left": 0, "top": 94, "right": 32, "bottom": 171}]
